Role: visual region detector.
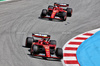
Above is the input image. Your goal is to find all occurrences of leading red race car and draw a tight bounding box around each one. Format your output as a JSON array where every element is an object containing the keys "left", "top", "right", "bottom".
[
  {"left": 40, "top": 2, "right": 73, "bottom": 21},
  {"left": 25, "top": 33, "right": 63, "bottom": 59}
]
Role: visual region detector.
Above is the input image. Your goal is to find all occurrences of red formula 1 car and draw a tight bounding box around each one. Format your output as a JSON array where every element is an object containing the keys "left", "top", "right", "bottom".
[
  {"left": 40, "top": 2, "right": 73, "bottom": 21},
  {"left": 25, "top": 33, "right": 63, "bottom": 59}
]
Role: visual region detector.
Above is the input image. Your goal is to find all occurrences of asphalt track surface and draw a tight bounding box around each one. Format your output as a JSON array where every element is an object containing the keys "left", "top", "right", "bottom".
[{"left": 0, "top": 0, "right": 100, "bottom": 66}]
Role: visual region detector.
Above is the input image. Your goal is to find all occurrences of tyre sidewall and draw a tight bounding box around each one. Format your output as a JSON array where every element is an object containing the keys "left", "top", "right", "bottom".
[
  {"left": 66, "top": 8, "right": 72, "bottom": 17},
  {"left": 55, "top": 48, "right": 63, "bottom": 59},
  {"left": 26, "top": 37, "right": 33, "bottom": 48},
  {"left": 61, "top": 12, "right": 67, "bottom": 21},
  {"left": 33, "top": 45, "right": 39, "bottom": 54},
  {"left": 41, "top": 9, "right": 47, "bottom": 17},
  {"left": 50, "top": 40, "right": 56, "bottom": 45}
]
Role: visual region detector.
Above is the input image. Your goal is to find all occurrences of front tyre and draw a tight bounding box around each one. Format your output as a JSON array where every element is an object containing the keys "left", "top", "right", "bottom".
[
  {"left": 61, "top": 12, "right": 67, "bottom": 21},
  {"left": 31, "top": 45, "right": 39, "bottom": 55},
  {"left": 55, "top": 48, "right": 63, "bottom": 59},
  {"left": 41, "top": 9, "right": 47, "bottom": 18},
  {"left": 66, "top": 8, "right": 73, "bottom": 17}
]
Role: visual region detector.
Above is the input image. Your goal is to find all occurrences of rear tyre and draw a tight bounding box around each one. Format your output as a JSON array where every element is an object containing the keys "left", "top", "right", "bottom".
[
  {"left": 54, "top": 2, "right": 57, "bottom": 6},
  {"left": 50, "top": 40, "right": 56, "bottom": 45},
  {"left": 48, "top": 5, "right": 53, "bottom": 16},
  {"left": 55, "top": 48, "right": 63, "bottom": 59},
  {"left": 61, "top": 12, "right": 67, "bottom": 21},
  {"left": 41, "top": 9, "right": 47, "bottom": 18},
  {"left": 66, "top": 8, "right": 73, "bottom": 17},
  {"left": 48, "top": 5, "right": 53, "bottom": 9},
  {"left": 25, "top": 37, "right": 33, "bottom": 48}
]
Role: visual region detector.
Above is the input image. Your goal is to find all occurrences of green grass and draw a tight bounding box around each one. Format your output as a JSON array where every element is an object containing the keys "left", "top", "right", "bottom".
[{"left": 0, "top": 0, "right": 6, "bottom": 1}]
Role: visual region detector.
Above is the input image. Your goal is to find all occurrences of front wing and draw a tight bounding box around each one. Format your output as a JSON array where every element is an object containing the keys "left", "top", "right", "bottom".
[
  {"left": 34, "top": 54, "right": 61, "bottom": 59},
  {"left": 42, "top": 16, "right": 63, "bottom": 21}
]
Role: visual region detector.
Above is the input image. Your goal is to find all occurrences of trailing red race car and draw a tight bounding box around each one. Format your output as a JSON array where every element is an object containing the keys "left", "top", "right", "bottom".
[
  {"left": 25, "top": 33, "right": 63, "bottom": 59},
  {"left": 40, "top": 2, "right": 73, "bottom": 21}
]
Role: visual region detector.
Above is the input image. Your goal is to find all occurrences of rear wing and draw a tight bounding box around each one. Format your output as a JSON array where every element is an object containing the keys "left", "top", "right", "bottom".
[
  {"left": 54, "top": 3, "right": 69, "bottom": 7},
  {"left": 32, "top": 33, "right": 50, "bottom": 38}
]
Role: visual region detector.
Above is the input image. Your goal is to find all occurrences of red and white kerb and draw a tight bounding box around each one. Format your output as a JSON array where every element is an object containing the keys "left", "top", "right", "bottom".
[{"left": 62, "top": 28, "right": 100, "bottom": 66}]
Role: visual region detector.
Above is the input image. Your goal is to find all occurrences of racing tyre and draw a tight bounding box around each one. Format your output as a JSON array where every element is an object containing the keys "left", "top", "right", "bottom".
[
  {"left": 55, "top": 48, "right": 63, "bottom": 59},
  {"left": 41, "top": 9, "right": 47, "bottom": 18},
  {"left": 61, "top": 12, "right": 67, "bottom": 21},
  {"left": 33, "top": 45, "right": 39, "bottom": 54},
  {"left": 48, "top": 5, "right": 53, "bottom": 16},
  {"left": 66, "top": 8, "right": 72, "bottom": 17},
  {"left": 48, "top": 5, "right": 53, "bottom": 9},
  {"left": 31, "top": 45, "right": 39, "bottom": 55},
  {"left": 54, "top": 2, "right": 57, "bottom": 6},
  {"left": 50, "top": 40, "right": 56, "bottom": 45},
  {"left": 25, "top": 37, "right": 33, "bottom": 48}
]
